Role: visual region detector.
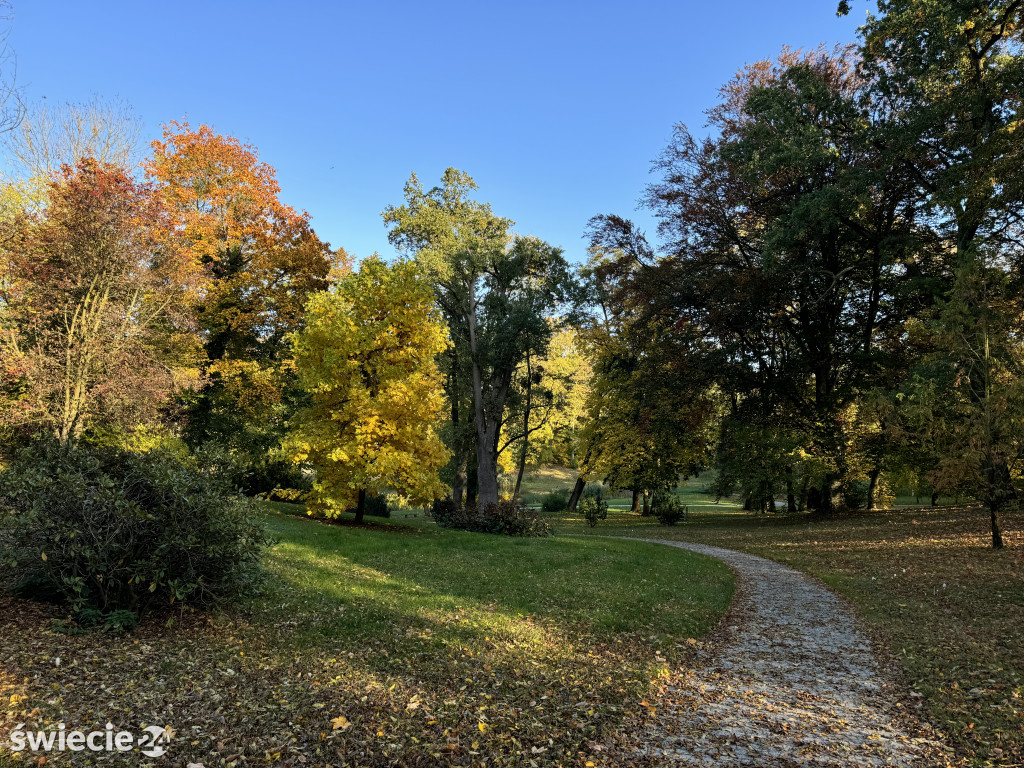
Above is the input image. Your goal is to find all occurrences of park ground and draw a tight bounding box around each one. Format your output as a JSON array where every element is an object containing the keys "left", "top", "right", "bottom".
[
  {"left": 1, "top": 469, "right": 1020, "bottom": 767},
  {"left": 535, "top": 469, "right": 1024, "bottom": 767},
  {"left": 0, "top": 503, "right": 732, "bottom": 768}
]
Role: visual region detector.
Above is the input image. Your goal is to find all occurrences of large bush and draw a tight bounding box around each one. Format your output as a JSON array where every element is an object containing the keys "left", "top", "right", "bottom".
[
  {"left": 0, "top": 442, "right": 267, "bottom": 617},
  {"left": 540, "top": 489, "right": 570, "bottom": 512},
  {"left": 430, "top": 499, "right": 550, "bottom": 537}
]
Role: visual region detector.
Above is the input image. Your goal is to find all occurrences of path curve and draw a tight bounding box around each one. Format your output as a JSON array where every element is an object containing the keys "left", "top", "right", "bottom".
[{"left": 625, "top": 538, "right": 949, "bottom": 767}]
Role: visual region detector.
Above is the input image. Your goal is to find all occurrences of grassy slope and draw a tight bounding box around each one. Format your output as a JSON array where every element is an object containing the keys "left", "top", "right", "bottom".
[
  {"left": 542, "top": 473, "right": 1023, "bottom": 768},
  {"left": 0, "top": 508, "right": 732, "bottom": 768}
]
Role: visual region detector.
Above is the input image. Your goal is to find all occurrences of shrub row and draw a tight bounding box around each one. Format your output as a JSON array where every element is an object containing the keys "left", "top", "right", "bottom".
[{"left": 430, "top": 499, "right": 551, "bottom": 537}]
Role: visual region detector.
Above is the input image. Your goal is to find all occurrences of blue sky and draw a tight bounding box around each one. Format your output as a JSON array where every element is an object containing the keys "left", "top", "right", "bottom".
[{"left": 7, "top": 1, "right": 864, "bottom": 264}]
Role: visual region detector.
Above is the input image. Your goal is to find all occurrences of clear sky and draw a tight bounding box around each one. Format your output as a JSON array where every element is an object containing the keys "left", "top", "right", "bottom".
[{"left": 6, "top": 1, "right": 865, "bottom": 264}]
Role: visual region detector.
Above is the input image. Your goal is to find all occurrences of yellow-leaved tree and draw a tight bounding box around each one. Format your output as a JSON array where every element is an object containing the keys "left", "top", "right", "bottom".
[{"left": 287, "top": 256, "right": 450, "bottom": 522}]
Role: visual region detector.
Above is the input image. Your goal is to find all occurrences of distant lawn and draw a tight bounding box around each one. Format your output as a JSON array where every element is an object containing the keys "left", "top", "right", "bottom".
[
  {"left": 556, "top": 485, "right": 1023, "bottom": 768},
  {"left": 0, "top": 505, "right": 733, "bottom": 768}
]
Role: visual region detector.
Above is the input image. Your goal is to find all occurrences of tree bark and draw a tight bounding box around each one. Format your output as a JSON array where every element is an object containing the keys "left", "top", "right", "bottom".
[
  {"left": 867, "top": 466, "right": 882, "bottom": 510},
  {"left": 567, "top": 476, "right": 586, "bottom": 514},
  {"left": 466, "top": 281, "right": 501, "bottom": 507},
  {"left": 818, "top": 472, "right": 844, "bottom": 515},
  {"left": 990, "top": 504, "right": 1005, "bottom": 549},
  {"left": 466, "top": 462, "right": 478, "bottom": 508},
  {"left": 355, "top": 488, "right": 366, "bottom": 524},
  {"left": 631, "top": 488, "right": 641, "bottom": 514},
  {"left": 642, "top": 489, "right": 650, "bottom": 516},
  {"left": 983, "top": 457, "right": 1014, "bottom": 549},
  {"left": 513, "top": 353, "right": 533, "bottom": 501},
  {"left": 786, "top": 466, "right": 797, "bottom": 514},
  {"left": 451, "top": 451, "right": 468, "bottom": 508}
]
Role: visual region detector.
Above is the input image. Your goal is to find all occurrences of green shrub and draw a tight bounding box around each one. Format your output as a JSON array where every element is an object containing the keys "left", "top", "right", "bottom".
[
  {"left": 541, "top": 489, "right": 570, "bottom": 512},
  {"left": 0, "top": 441, "right": 268, "bottom": 618},
  {"left": 652, "top": 488, "right": 686, "bottom": 525},
  {"left": 577, "top": 486, "right": 608, "bottom": 528},
  {"left": 430, "top": 499, "right": 550, "bottom": 537}
]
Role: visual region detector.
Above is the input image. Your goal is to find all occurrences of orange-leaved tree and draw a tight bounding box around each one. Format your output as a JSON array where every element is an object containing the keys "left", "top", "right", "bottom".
[
  {"left": 286, "top": 257, "right": 450, "bottom": 522},
  {"left": 148, "top": 122, "right": 346, "bottom": 488}
]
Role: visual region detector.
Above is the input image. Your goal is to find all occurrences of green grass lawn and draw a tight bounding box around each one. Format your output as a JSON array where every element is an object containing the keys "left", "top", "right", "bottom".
[
  {"left": 541, "top": 472, "right": 1023, "bottom": 768},
  {"left": 0, "top": 505, "right": 733, "bottom": 768}
]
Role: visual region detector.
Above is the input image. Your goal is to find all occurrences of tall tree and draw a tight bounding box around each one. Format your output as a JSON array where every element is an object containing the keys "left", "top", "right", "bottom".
[
  {"left": 384, "top": 169, "right": 575, "bottom": 507},
  {"left": 845, "top": 0, "right": 1024, "bottom": 546},
  {"left": 148, "top": 122, "right": 342, "bottom": 485},
  {"left": 286, "top": 257, "right": 450, "bottom": 522},
  {"left": 591, "top": 48, "right": 933, "bottom": 513},
  {"left": 0, "top": 159, "right": 200, "bottom": 444}
]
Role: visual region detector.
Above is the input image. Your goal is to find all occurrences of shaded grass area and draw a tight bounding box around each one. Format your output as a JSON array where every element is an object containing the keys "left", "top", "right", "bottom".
[
  {"left": 0, "top": 507, "right": 733, "bottom": 767},
  {"left": 549, "top": 488, "right": 1023, "bottom": 768}
]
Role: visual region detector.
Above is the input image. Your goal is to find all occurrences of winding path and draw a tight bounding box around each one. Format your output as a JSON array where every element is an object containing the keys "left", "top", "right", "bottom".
[{"left": 626, "top": 538, "right": 950, "bottom": 767}]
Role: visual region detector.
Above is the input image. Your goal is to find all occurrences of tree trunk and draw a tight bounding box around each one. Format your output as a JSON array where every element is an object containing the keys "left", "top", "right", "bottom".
[
  {"left": 567, "top": 476, "right": 586, "bottom": 514},
  {"left": 631, "top": 488, "right": 641, "bottom": 514},
  {"left": 818, "top": 472, "right": 844, "bottom": 515},
  {"left": 355, "top": 488, "right": 366, "bottom": 524},
  {"left": 642, "top": 489, "right": 650, "bottom": 517},
  {"left": 990, "top": 503, "right": 1005, "bottom": 549},
  {"left": 786, "top": 466, "right": 797, "bottom": 514},
  {"left": 867, "top": 466, "right": 882, "bottom": 510},
  {"left": 931, "top": 491, "right": 939, "bottom": 506},
  {"left": 466, "top": 282, "right": 501, "bottom": 507},
  {"left": 451, "top": 451, "right": 468, "bottom": 508},
  {"left": 466, "top": 462, "right": 478, "bottom": 508},
  {"left": 983, "top": 457, "right": 1015, "bottom": 549},
  {"left": 513, "top": 354, "right": 533, "bottom": 501}
]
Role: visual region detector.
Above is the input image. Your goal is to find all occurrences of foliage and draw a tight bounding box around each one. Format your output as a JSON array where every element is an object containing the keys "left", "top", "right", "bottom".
[
  {"left": 0, "top": 441, "right": 267, "bottom": 617},
  {"left": 578, "top": 486, "right": 609, "bottom": 528},
  {"left": 540, "top": 489, "right": 570, "bottom": 512},
  {"left": 287, "top": 257, "right": 450, "bottom": 520},
  {"left": 849, "top": 0, "right": 1024, "bottom": 546},
  {"left": 515, "top": 328, "right": 592, "bottom": 467},
  {"left": 148, "top": 121, "right": 343, "bottom": 480},
  {"left": 1, "top": 95, "right": 144, "bottom": 214},
  {"left": 651, "top": 489, "right": 685, "bottom": 526},
  {"left": 576, "top": 252, "right": 717, "bottom": 502},
  {"left": 0, "top": 158, "right": 202, "bottom": 444},
  {"left": 430, "top": 498, "right": 551, "bottom": 537},
  {"left": 384, "top": 168, "right": 577, "bottom": 507}
]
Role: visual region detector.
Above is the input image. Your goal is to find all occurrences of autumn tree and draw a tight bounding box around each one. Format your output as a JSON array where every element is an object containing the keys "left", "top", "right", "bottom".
[
  {"left": 383, "top": 169, "right": 575, "bottom": 507},
  {"left": 500, "top": 326, "right": 592, "bottom": 501},
  {"left": 842, "top": 0, "right": 1024, "bottom": 547},
  {"left": 590, "top": 48, "right": 935, "bottom": 514},
  {"left": 0, "top": 158, "right": 200, "bottom": 444},
  {"left": 148, "top": 122, "right": 342, "bottom": 489},
  {"left": 567, "top": 249, "right": 717, "bottom": 514},
  {"left": 286, "top": 257, "right": 450, "bottom": 522}
]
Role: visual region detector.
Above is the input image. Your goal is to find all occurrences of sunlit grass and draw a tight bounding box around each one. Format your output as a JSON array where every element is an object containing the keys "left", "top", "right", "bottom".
[{"left": 0, "top": 502, "right": 733, "bottom": 768}]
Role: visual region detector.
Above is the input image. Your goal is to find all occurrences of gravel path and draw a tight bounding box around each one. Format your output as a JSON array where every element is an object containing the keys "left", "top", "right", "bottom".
[{"left": 626, "top": 538, "right": 951, "bottom": 767}]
